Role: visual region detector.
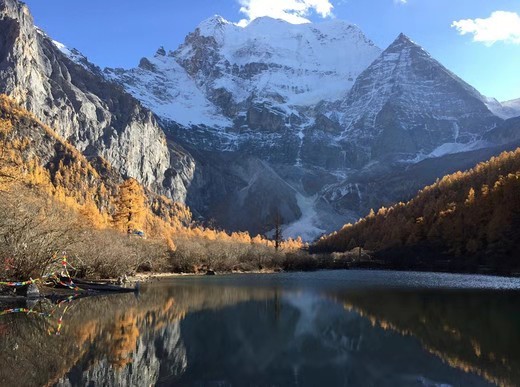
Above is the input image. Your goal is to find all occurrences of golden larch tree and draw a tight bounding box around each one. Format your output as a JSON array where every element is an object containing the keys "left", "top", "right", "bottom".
[{"left": 113, "top": 178, "right": 146, "bottom": 233}]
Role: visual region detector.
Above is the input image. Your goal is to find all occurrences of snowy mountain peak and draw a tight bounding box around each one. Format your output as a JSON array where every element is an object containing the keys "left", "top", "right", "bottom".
[
  {"left": 155, "top": 46, "right": 166, "bottom": 57},
  {"left": 108, "top": 15, "right": 382, "bottom": 128},
  {"left": 503, "top": 98, "right": 520, "bottom": 116},
  {"left": 42, "top": 32, "right": 96, "bottom": 72},
  {"left": 503, "top": 97, "right": 520, "bottom": 106},
  {"left": 340, "top": 31, "right": 500, "bottom": 160},
  {"left": 487, "top": 97, "right": 520, "bottom": 119},
  {"left": 241, "top": 16, "right": 375, "bottom": 46},
  {"left": 386, "top": 32, "right": 424, "bottom": 53},
  {"left": 395, "top": 32, "right": 413, "bottom": 43},
  {"left": 202, "top": 14, "right": 231, "bottom": 25},
  {"left": 196, "top": 15, "right": 234, "bottom": 37},
  {"left": 247, "top": 15, "right": 289, "bottom": 25},
  {"left": 182, "top": 16, "right": 381, "bottom": 104}
]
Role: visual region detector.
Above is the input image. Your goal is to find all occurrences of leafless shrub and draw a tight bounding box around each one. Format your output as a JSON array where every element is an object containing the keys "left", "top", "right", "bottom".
[
  {"left": 0, "top": 188, "right": 77, "bottom": 279},
  {"left": 67, "top": 230, "right": 168, "bottom": 279},
  {"left": 0, "top": 186, "right": 316, "bottom": 281},
  {"left": 168, "top": 235, "right": 299, "bottom": 273}
]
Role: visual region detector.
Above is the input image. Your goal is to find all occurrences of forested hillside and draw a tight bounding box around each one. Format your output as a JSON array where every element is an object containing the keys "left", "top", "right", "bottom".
[
  {"left": 312, "top": 148, "right": 520, "bottom": 274},
  {"left": 0, "top": 95, "right": 304, "bottom": 280}
]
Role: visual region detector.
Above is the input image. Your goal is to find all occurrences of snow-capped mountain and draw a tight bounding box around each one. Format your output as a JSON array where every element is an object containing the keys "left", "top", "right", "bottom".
[
  {"left": 2, "top": 0, "right": 516, "bottom": 240},
  {"left": 503, "top": 98, "right": 520, "bottom": 115},
  {"left": 106, "top": 15, "right": 381, "bottom": 130},
  {"left": 102, "top": 16, "right": 512, "bottom": 240},
  {"left": 338, "top": 34, "right": 499, "bottom": 161},
  {"left": 485, "top": 97, "right": 520, "bottom": 119},
  {"left": 103, "top": 16, "right": 389, "bottom": 237}
]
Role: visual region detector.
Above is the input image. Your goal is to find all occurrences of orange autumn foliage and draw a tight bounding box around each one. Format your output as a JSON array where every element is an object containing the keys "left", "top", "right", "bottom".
[
  {"left": 313, "top": 147, "right": 520, "bottom": 273},
  {"left": 1, "top": 94, "right": 306, "bottom": 278}
]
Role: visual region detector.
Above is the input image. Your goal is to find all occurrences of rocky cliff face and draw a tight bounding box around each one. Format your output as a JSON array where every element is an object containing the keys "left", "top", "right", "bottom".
[{"left": 0, "top": 0, "right": 194, "bottom": 202}]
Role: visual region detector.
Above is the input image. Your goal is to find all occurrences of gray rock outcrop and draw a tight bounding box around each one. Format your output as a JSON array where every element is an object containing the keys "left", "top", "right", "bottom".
[{"left": 0, "top": 0, "right": 194, "bottom": 202}]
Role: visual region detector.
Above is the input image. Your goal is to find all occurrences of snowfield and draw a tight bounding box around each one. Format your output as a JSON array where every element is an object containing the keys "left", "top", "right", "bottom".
[{"left": 106, "top": 15, "right": 381, "bottom": 129}]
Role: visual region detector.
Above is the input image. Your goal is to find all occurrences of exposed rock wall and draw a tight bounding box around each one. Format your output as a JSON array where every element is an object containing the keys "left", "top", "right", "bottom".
[{"left": 0, "top": 0, "right": 194, "bottom": 202}]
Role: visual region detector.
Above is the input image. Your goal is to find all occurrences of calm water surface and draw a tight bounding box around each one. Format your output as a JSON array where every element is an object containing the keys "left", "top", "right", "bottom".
[{"left": 1, "top": 270, "right": 520, "bottom": 386}]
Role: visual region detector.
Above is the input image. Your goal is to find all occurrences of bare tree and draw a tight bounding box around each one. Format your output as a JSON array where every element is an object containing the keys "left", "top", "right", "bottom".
[
  {"left": 0, "top": 187, "right": 77, "bottom": 278},
  {"left": 273, "top": 209, "right": 283, "bottom": 252}
]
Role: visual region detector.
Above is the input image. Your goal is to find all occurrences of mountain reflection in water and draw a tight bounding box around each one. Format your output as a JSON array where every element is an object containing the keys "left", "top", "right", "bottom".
[{"left": 0, "top": 271, "right": 519, "bottom": 387}]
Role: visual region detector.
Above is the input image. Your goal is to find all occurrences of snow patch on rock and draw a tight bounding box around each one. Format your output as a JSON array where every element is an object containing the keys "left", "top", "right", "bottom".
[
  {"left": 409, "top": 140, "right": 491, "bottom": 163},
  {"left": 283, "top": 194, "right": 326, "bottom": 242}
]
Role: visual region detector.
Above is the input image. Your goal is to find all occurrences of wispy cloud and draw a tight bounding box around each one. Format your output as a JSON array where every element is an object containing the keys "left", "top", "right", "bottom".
[
  {"left": 452, "top": 11, "right": 520, "bottom": 45},
  {"left": 236, "top": 0, "right": 334, "bottom": 27}
]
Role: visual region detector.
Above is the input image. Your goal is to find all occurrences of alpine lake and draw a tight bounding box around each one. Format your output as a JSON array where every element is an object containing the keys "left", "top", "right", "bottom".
[{"left": 1, "top": 270, "right": 520, "bottom": 386}]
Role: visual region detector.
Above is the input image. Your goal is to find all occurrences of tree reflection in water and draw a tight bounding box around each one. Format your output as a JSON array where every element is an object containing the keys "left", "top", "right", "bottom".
[{"left": 0, "top": 272, "right": 518, "bottom": 386}]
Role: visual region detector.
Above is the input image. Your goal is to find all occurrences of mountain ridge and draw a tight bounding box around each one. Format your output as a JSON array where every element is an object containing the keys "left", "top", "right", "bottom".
[
  {"left": 83, "top": 12, "right": 516, "bottom": 239},
  {"left": 1, "top": 0, "right": 519, "bottom": 240}
]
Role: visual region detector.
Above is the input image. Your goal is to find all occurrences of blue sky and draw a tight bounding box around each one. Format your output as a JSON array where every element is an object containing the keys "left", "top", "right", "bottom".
[{"left": 24, "top": 0, "right": 520, "bottom": 101}]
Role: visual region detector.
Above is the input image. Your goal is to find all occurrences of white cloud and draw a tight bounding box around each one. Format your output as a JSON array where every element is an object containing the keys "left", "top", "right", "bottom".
[
  {"left": 452, "top": 11, "right": 520, "bottom": 45},
  {"left": 236, "top": 0, "right": 334, "bottom": 26}
]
